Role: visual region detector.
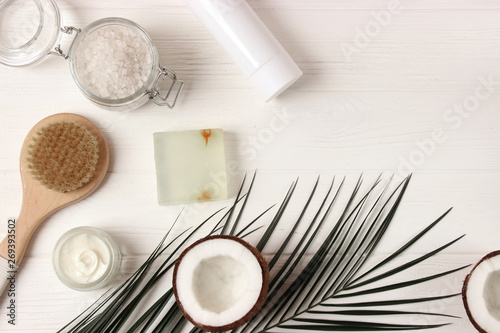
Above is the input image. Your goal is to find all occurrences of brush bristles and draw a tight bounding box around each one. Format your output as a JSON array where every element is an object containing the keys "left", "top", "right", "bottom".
[{"left": 26, "top": 121, "right": 100, "bottom": 193}]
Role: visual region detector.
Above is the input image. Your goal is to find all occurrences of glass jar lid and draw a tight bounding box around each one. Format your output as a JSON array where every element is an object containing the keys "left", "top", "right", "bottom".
[{"left": 0, "top": 0, "right": 61, "bottom": 66}]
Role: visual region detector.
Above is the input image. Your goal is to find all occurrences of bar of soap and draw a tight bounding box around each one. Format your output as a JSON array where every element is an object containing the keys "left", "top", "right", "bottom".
[{"left": 154, "top": 129, "right": 228, "bottom": 205}]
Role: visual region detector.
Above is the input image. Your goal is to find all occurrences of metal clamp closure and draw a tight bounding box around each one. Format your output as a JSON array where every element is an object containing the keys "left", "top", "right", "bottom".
[
  {"left": 49, "top": 26, "right": 81, "bottom": 59},
  {"left": 149, "top": 66, "right": 184, "bottom": 109}
]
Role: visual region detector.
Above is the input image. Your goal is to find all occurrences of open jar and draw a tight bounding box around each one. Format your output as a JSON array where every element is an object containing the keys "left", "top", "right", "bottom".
[
  {"left": 52, "top": 226, "right": 121, "bottom": 291},
  {"left": 0, "top": 0, "right": 183, "bottom": 111}
]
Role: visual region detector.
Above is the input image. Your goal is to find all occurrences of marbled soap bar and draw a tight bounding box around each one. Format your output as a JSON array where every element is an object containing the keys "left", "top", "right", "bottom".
[{"left": 154, "top": 129, "right": 228, "bottom": 205}]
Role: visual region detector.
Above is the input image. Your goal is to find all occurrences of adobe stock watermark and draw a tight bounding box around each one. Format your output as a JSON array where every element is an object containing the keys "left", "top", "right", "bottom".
[
  {"left": 238, "top": 107, "right": 295, "bottom": 161},
  {"left": 340, "top": 0, "right": 403, "bottom": 62},
  {"left": 397, "top": 74, "right": 499, "bottom": 177},
  {"left": 5, "top": 219, "right": 17, "bottom": 326}
]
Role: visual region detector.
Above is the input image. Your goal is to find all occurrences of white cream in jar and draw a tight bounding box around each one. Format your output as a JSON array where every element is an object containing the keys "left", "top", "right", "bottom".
[
  {"left": 58, "top": 233, "right": 109, "bottom": 283},
  {"left": 53, "top": 227, "right": 121, "bottom": 291}
]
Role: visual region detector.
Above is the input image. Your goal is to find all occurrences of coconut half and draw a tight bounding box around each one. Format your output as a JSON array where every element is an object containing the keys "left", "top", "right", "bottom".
[
  {"left": 173, "top": 235, "right": 269, "bottom": 332},
  {"left": 462, "top": 250, "right": 500, "bottom": 333}
]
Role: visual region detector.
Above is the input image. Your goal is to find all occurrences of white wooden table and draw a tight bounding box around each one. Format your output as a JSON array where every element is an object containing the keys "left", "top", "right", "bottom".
[{"left": 1, "top": 0, "right": 499, "bottom": 332}]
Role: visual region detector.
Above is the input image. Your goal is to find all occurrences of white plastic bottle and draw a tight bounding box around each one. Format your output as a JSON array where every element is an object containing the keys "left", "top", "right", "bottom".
[{"left": 184, "top": 0, "right": 302, "bottom": 101}]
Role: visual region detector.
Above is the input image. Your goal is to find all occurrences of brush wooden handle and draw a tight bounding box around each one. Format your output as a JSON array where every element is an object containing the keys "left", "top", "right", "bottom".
[
  {"left": 0, "top": 113, "right": 109, "bottom": 270},
  {"left": 0, "top": 203, "right": 47, "bottom": 268},
  {"left": 0, "top": 179, "right": 75, "bottom": 266}
]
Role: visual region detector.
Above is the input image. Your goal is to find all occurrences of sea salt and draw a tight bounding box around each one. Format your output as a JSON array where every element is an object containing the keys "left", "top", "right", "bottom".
[{"left": 76, "top": 25, "right": 153, "bottom": 99}]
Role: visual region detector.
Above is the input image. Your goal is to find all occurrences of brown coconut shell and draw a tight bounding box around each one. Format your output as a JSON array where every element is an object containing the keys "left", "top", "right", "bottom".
[
  {"left": 173, "top": 235, "right": 270, "bottom": 332},
  {"left": 462, "top": 250, "right": 500, "bottom": 333}
]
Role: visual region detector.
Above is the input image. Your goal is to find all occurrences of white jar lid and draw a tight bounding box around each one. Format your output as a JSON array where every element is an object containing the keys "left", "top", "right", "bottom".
[
  {"left": 0, "top": 0, "right": 61, "bottom": 67},
  {"left": 247, "top": 49, "right": 302, "bottom": 102}
]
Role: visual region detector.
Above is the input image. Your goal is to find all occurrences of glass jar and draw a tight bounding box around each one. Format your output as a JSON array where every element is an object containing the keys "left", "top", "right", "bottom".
[
  {"left": 69, "top": 17, "right": 183, "bottom": 111},
  {"left": 0, "top": 0, "right": 183, "bottom": 111},
  {"left": 0, "top": 0, "right": 61, "bottom": 66},
  {"left": 52, "top": 226, "right": 121, "bottom": 291}
]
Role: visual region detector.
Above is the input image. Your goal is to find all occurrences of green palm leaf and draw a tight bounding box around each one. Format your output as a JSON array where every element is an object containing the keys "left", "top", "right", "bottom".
[
  {"left": 307, "top": 309, "right": 459, "bottom": 318},
  {"left": 60, "top": 174, "right": 466, "bottom": 332},
  {"left": 318, "top": 293, "right": 461, "bottom": 308}
]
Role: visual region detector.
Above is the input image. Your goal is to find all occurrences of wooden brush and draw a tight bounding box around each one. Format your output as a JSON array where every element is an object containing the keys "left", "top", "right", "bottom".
[{"left": 0, "top": 113, "right": 109, "bottom": 295}]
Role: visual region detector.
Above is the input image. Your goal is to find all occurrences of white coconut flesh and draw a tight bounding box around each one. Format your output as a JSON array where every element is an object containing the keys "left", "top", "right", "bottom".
[
  {"left": 464, "top": 251, "right": 500, "bottom": 332},
  {"left": 175, "top": 237, "right": 265, "bottom": 328}
]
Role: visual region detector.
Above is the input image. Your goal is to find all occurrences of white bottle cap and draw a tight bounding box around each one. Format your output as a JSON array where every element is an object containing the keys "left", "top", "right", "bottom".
[{"left": 247, "top": 50, "right": 303, "bottom": 102}]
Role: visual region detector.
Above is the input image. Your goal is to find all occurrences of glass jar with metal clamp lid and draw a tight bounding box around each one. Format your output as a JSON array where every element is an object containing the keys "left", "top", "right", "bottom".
[{"left": 0, "top": 0, "right": 183, "bottom": 111}]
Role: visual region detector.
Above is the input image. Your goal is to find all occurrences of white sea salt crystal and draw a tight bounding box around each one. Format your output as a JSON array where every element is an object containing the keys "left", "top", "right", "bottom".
[{"left": 76, "top": 25, "right": 153, "bottom": 100}]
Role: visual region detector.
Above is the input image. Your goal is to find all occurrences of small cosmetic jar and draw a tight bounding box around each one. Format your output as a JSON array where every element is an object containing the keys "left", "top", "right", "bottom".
[
  {"left": 0, "top": 0, "right": 183, "bottom": 111},
  {"left": 52, "top": 226, "right": 121, "bottom": 291}
]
